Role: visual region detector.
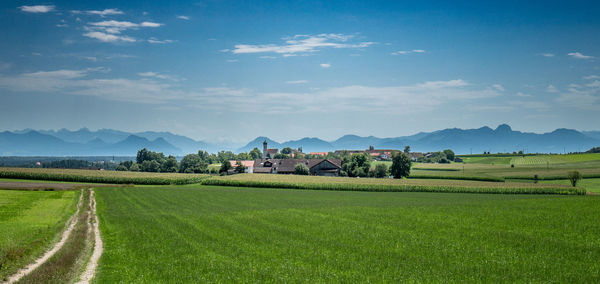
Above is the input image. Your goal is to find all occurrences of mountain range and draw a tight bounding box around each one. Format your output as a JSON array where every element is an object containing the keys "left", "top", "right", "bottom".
[{"left": 1, "top": 124, "right": 599, "bottom": 156}]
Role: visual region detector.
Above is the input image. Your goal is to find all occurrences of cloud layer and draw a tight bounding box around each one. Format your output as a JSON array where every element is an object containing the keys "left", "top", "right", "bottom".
[{"left": 231, "top": 34, "right": 374, "bottom": 56}]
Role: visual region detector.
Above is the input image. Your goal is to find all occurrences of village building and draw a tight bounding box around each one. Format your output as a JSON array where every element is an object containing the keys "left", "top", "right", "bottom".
[
  {"left": 253, "top": 158, "right": 342, "bottom": 176},
  {"left": 256, "top": 141, "right": 341, "bottom": 176}
]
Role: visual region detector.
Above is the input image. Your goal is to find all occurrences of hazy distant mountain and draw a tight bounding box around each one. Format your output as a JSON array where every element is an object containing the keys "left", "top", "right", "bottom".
[
  {"left": 7, "top": 128, "right": 214, "bottom": 155},
  {"left": 238, "top": 124, "right": 600, "bottom": 154},
  {"left": 583, "top": 131, "right": 600, "bottom": 140},
  {"left": 2, "top": 124, "right": 599, "bottom": 156},
  {"left": 0, "top": 131, "right": 183, "bottom": 156}
]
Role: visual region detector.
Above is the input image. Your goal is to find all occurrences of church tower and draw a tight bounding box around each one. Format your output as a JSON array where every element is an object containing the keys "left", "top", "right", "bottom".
[{"left": 263, "top": 140, "right": 268, "bottom": 159}]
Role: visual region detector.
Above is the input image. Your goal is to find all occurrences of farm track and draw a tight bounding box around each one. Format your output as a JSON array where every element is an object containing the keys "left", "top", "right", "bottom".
[
  {"left": 76, "top": 190, "right": 102, "bottom": 284},
  {"left": 3, "top": 189, "right": 84, "bottom": 284}
]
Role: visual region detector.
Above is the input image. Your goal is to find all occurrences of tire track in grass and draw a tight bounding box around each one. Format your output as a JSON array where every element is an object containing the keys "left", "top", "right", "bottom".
[
  {"left": 76, "top": 189, "right": 102, "bottom": 284},
  {"left": 3, "top": 189, "right": 84, "bottom": 284}
]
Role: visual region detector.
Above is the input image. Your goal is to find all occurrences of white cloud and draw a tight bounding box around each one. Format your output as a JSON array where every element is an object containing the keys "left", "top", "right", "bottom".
[
  {"left": 0, "top": 74, "right": 500, "bottom": 114},
  {"left": 391, "top": 49, "right": 426, "bottom": 55},
  {"left": 141, "top": 22, "right": 163, "bottom": 27},
  {"left": 567, "top": 52, "right": 595, "bottom": 60},
  {"left": 226, "top": 59, "right": 238, "bottom": 62},
  {"left": 546, "top": 84, "right": 558, "bottom": 93},
  {"left": 177, "top": 15, "right": 190, "bottom": 20},
  {"left": 516, "top": 92, "right": 532, "bottom": 97},
  {"left": 320, "top": 63, "right": 331, "bottom": 68},
  {"left": 492, "top": 84, "right": 505, "bottom": 91},
  {"left": 583, "top": 75, "right": 600, "bottom": 80},
  {"left": 84, "top": 20, "right": 164, "bottom": 43},
  {"left": 538, "top": 53, "right": 555, "bottom": 57},
  {"left": 138, "top": 72, "right": 179, "bottom": 81},
  {"left": 19, "top": 5, "right": 55, "bottom": 13},
  {"left": 147, "top": 38, "right": 174, "bottom": 44},
  {"left": 72, "top": 9, "right": 124, "bottom": 16},
  {"left": 231, "top": 34, "right": 374, "bottom": 55},
  {"left": 84, "top": 31, "right": 135, "bottom": 43},
  {"left": 259, "top": 55, "right": 277, "bottom": 59},
  {"left": 285, "top": 80, "right": 308, "bottom": 84},
  {"left": 90, "top": 20, "right": 140, "bottom": 29}
]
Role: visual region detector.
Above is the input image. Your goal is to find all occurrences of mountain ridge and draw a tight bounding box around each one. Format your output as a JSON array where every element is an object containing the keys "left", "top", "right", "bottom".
[{"left": 2, "top": 125, "right": 599, "bottom": 156}]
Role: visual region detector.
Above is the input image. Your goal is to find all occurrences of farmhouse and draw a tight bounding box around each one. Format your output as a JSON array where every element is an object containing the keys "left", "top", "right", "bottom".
[{"left": 253, "top": 158, "right": 342, "bottom": 176}]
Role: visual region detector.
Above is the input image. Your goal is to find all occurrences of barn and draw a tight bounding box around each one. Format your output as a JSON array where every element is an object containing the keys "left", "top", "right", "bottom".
[{"left": 253, "top": 159, "right": 342, "bottom": 176}]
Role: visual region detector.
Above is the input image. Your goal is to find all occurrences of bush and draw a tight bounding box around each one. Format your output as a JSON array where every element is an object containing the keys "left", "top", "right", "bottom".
[
  {"left": 294, "top": 163, "right": 310, "bottom": 175},
  {"left": 567, "top": 171, "right": 582, "bottom": 187},
  {"left": 116, "top": 165, "right": 128, "bottom": 171},
  {"left": 374, "top": 163, "right": 388, "bottom": 178}
]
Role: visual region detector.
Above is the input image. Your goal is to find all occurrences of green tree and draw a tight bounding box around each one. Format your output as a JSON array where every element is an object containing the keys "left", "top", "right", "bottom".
[
  {"left": 374, "top": 163, "right": 388, "bottom": 178},
  {"left": 234, "top": 161, "right": 246, "bottom": 173},
  {"left": 281, "top": 147, "right": 293, "bottom": 154},
  {"left": 217, "top": 151, "right": 236, "bottom": 163},
  {"left": 141, "top": 160, "right": 161, "bottom": 172},
  {"left": 404, "top": 145, "right": 410, "bottom": 154},
  {"left": 116, "top": 164, "right": 128, "bottom": 171},
  {"left": 443, "top": 149, "right": 455, "bottom": 161},
  {"left": 294, "top": 163, "right": 310, "bottom": 175},
  {"left": 219, "top": 160, "right": 232, "bottom": 174},
  {"left": 568, "top": 171, "right": 582, "bottom": 187},
  {"left": 129, "top": 163, "right": 140, "bottom": 172},
  {"left": 180, "top": 154, "right": 208, "bottom": 173},
  {"left": 249, "top": 147, "right": 262, "bottom": 160},
  {"left": 391, "top": 153, "right": 412, "bottom": 179},
  {"left": 273, "top": 153, "right": 290, "bottom": 159},
  {"left": 341, "top": 153, "right": 371, "bottom": 177},
  {"left": 236, "top": 152, "right": 251, "bottom": 160},
  {"left": 161, "top": 155, "right": 179, "bottom": 173}
]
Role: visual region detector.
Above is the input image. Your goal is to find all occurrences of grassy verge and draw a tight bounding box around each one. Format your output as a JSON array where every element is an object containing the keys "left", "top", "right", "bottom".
[
  {"left": 0, "top": 189, "right": 79, "bottom": 281},
  {"left": 17, "top": 189, "right": 92, "bottom": 284},
  {"left": 94, "top": 186, "right": 600, "bottom": 282},
  {"left": 0, "top": 167, "right": 209, "bottom": 185}
]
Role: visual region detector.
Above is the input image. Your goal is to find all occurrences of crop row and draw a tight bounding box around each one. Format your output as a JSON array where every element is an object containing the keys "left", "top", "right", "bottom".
[
  {"left": 0, "top": 167, "right": 208, "bottom": 185},
  {"left": 201, "top": 178, "right": 584, "bottom": 195},
  {"left": 408, "top": 174, "right": 505, "bottom": 182}
]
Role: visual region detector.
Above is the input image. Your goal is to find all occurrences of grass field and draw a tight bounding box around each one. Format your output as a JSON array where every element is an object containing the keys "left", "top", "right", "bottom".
[
  {"left": 203, "top": 173, "right": 582, "bottom": 194},
  {"left": 540, "top": 178, "right": 600, "bottom": 193},
  {"left": 0, "top": 189, "right": 79, "bottom": 280},
  {"left": 0, "top": 167, "right": 208, "bottom": 185},
  {"left": 94, "top": 186, "right": 600, "bottom": 282}
]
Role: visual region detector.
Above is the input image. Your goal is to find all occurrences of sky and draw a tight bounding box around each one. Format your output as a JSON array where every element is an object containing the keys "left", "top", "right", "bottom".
[{"left": 0, "top": 0, "right": 599, "bottom": 144}]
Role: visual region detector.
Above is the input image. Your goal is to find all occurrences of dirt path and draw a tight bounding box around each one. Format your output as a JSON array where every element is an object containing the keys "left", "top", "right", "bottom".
[
  {"left": 4, "top": 189, "right": 84, "bottom": 284},
  {"left": 76, "top": 190, "right": 103, "bottom": 284}
]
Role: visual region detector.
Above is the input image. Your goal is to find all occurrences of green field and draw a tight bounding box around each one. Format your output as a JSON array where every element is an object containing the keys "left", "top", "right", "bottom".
[
  {"left": 205, "top": 173, "right": 582, "bottom": 195},
  {"left": 94, "top": 186, "right": 600, "bottom": 282},
  {"left": 540, "top": 178, "right": 600, "bottom": 193},
  {"left": 0, "top": 189, "right": 79, "bottom": 280}
]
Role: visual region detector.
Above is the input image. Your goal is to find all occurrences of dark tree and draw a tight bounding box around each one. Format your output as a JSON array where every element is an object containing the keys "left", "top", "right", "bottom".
[
  {"left": 235, "top": 161, "right": 246, "bottom": 173},
  {"left": 404, "top": 146, "right": 410, "bottom": 154},
  {"left": 391, "top": 153, "right": 412, "bottom": 179},
  {"left": 249, "top": 147, "right": 262, "bottom": 160},
  {"left": 374, "top": 163, "right": 388, "bottom": 178},
  {"left": 443, "top": 149, "right": 455, "bottom": 161},
  {"left": 568, "top": 171, "right": 582, "bottom": 187},
  {"left": 219, "top": 160, "right": 232, "bottom": 173}
]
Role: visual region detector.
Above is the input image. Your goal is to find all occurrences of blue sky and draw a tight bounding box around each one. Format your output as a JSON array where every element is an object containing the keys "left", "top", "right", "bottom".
[{"left": 1, "top": 0, "right": 599, "bottom": 144}]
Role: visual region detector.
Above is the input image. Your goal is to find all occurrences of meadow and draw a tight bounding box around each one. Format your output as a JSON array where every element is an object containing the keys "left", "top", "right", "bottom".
[
  {"left": 0, "top": 167, "right": 208, "bottom": 185},
  {"left": 94, "top": 186, "right": 600, "bottom": 283},
  {"left": 0, "top": 189, "right": 79, "bottom": 280}
]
